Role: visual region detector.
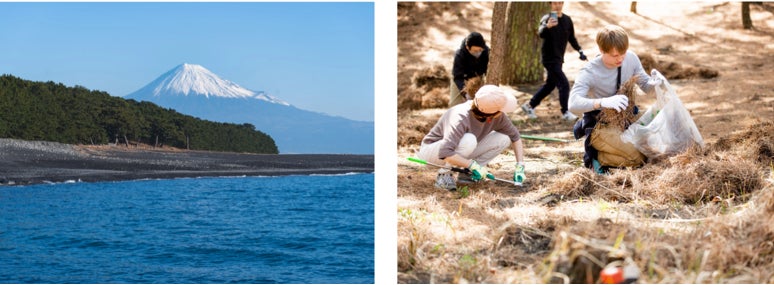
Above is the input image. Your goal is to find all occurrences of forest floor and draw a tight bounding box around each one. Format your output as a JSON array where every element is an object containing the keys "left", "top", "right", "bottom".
[{"left": 397, "top": 2, "right": 774, "bottom": 283}]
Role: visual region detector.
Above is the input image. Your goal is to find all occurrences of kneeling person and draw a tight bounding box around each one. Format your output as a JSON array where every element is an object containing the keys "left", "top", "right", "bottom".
[
  {"left": 417, "top": 85, "right": 526, "bottom": 191},
  {"left": 568, "top": 24, "right": 661, "bottom": 172}
]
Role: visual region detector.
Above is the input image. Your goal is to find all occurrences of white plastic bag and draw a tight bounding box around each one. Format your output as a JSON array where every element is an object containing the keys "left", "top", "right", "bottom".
[{"left": 621, "top": 70, "right": 704, "bottom": 159}]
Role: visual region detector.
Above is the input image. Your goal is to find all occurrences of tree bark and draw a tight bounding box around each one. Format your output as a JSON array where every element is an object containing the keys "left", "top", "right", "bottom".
[
  {"left": 488, "top": 2, "right": 548, "bottom": 85},
  {"left": 488, "top": 2, "right": 509, "bottom": 85},
  {"left": 630, "top": 2, "right": 638, "bottom": 14},
  {"left": 742, "top": 2, "right": 754, "bottom": 29}
]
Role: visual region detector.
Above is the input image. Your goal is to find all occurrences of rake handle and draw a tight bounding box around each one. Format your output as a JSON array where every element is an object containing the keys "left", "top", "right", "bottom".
[
  {"left": 520, "top": 134, "right": 575, "bottom": 143},
  {"left": 407, "top": 157, "right": 470, "bottom": 174},
  {"left": 407, "top": 157, "right": 521, "bottom": 186}
]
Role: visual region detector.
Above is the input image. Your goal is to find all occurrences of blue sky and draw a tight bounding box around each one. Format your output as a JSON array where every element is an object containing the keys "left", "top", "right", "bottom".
[{"left": 0, "top": 2, "right": 374, "bottom": 122}]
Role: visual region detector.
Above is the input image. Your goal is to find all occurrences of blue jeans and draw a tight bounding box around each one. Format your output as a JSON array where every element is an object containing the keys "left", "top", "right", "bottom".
[{"left": 528, "top": 62, "right": 570, "bottom": 114}]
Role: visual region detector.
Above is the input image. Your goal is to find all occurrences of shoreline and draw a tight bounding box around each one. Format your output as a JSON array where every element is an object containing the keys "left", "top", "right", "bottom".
[
  {"left": 0, "top": 139, "right": 374, "bottom": 186},
  {"left": 16, "top": 171, "right": 375, "bottom": 187}
]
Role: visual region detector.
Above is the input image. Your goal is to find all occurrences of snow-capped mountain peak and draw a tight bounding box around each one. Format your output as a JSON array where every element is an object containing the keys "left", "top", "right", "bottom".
[
  {"left": 123, "top": 63, "right": 373, "bottom": 154},
  {"left": 127, "top": 63, "right": 289, "bottom": 105}
]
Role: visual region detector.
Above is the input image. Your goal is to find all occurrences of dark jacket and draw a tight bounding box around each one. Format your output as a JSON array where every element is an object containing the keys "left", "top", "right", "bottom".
[
  {"left": 538, "top": 13, "right": 582, "bottom": 64},
  {"left": 452, "top": 39, "right": 489, "bottom": 92}
]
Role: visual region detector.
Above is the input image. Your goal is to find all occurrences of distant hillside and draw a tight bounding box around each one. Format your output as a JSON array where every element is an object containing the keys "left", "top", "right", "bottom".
[
  {"left": 126, "top": 63, "right": 374, "bottom": 154},
  {"left": 0, "top": 74, "right": 278, "bottom": 154}
]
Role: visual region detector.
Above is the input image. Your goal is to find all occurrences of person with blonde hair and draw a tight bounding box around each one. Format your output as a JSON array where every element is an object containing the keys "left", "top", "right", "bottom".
[
  {"left": 418, "top": 85, "right": 526, "bottom": 191},
  {"left": 569, "top": 24, "right": 662, "bottom": 173}
]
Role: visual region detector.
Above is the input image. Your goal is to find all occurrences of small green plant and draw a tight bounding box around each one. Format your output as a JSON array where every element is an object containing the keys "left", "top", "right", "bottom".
[
  {"left": 458, "top": 185, "right": 470, "bottom": 198},
  {"left": 459, "top": 254, "right": 476, "bottom": 267},
  {"left": 457, "top": 254, "right": 480, "bottom": 281},
  {"left": 431, "top": 243, "right": 445, "bottom": 254},
  {"left": 398, "top": 208, "right": 427, "bottom": 270},
  {"left": 648, "top": 250, "right": 657, "bottom": 280},
  {"left": 598, "top": 200, "right": 612, "bottom": 213},
  {"left": 399, "top": 208, "right": 418, "bottom": 221}
]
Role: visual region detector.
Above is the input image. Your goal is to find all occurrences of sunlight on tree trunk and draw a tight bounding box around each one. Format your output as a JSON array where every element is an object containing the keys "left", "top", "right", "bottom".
[
  {"left": 488, "top": 2, "right": 548, "bottom": 85},
  {"left": 631, "top": 2, "right": 638, "bottom": 14},
  {"left": 488, "top": 2, "right": 508, "bottom": 85},
  {"left": 742, "top": 2, "right": 753, "bottom": 29}
]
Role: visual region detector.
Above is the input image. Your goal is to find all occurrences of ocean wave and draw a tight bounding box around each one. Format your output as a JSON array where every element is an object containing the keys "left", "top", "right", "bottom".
[
  {"left": 36, "top": 179, "right": 83, "bottom": 186},
  {"left": 309, "top": 172, "right": 374, "bottom": 177},
  {"left": 14, "top": 172, "right": 374, "bottom": 188}
]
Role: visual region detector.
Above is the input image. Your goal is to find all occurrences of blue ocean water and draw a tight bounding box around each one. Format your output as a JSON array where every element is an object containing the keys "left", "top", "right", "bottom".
[{"left": 0, "top": 173, "right": 374, "bottom": 284}]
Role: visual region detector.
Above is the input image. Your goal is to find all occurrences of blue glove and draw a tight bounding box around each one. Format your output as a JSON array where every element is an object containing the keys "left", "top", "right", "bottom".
[
  {"left": 468, "top": 160, "right": 489, "bottom": 182},
  {"left": 579, "top": 50, "right": 588, "bottom": 61},
  {"left": 513, "top": 163, "right": 526, "bottom": 184}
]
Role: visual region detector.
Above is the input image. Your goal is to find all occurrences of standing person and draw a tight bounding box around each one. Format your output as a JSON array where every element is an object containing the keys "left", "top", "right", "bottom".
[
  {"left": 569, "top": 24, "right": 661, "bottom": 173},
  {"left": 417, "top": 85, "right": 526, "bottom": 191},
  {"left": 521, "top": 1, "right": 587, "bottom": 121},
  {"left": 449, "top": 32, "right": 490, "bottom": 107}
]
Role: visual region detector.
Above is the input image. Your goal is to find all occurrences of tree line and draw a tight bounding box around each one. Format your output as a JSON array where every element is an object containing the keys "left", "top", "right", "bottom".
[{"left": 0, "top": 74, "right": 278, "bottom": 154}]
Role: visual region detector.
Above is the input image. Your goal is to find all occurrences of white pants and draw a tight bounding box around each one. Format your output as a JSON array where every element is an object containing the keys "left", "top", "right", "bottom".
[{"left": 417, "top": 132, "right": 511, "bottom": 167}]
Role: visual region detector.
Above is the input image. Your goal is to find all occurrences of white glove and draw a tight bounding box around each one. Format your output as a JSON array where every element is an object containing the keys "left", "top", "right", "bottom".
[
  {"left": 600, "top": 95, "right": 628, "bottom": 112},
  {"left": 649, "top": 69, "right": 666, "bottom": 87}
]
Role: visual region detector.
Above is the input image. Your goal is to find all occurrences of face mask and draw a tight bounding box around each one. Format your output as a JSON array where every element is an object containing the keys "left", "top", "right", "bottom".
[{"left": 471, "top": 51, "right": 483, "bottom": 58}]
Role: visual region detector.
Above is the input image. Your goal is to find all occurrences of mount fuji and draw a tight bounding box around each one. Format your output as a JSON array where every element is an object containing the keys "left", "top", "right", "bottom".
[{"left": 126, "top": 63, "right": 373, "bottom": 154}]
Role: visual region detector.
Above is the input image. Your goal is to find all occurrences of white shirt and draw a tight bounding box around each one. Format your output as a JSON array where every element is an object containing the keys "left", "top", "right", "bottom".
[{"left": 569, "top": 50, "right": 654, "bottom": 115}]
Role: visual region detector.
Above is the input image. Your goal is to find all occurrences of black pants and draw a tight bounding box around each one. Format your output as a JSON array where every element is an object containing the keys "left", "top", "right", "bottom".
[
  {"left": 573, "top": 110, "right": 600, "bottom": 169},
  {"left": 529, "top": 62, "right": 570, "bottom": 114}
]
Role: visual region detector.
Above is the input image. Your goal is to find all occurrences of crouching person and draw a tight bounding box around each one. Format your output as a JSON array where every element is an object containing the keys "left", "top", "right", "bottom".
[
  {"left": 568, "top": 25, "right": 662, "bottom": 173},
  {"left": 416, "top": 85, "right": 526, "bottom": 191}
]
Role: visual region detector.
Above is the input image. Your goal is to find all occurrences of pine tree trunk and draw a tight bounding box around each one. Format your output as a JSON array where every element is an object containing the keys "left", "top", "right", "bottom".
[
  {"left": 488, "top": 2, "right": 509, "bottom": 85},
  {"left": 155, "top": 135, "right": 159, "bottom": 148},
  {"left": 742, "top": 2, "right": 753, "bottom": 29},
  {"left": 488, "top": 2, "right": 547, "bottom": 85}
]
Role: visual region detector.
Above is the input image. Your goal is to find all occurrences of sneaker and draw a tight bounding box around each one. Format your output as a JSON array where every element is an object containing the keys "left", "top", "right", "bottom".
[
  {"left": 562, "top": 111, "right": 578, "bottom": 122},
  {"left": 434, "top": 170, "right": 457, "bottom": 191},
  {"left": 521, "top": 103, "right": 537, "bottom": 119},
  {"left": 592, "top": 159, "right": 606, "bottom": 175}
]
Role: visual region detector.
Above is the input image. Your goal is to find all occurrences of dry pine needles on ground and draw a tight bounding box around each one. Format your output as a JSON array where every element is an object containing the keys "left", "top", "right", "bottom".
[
  {"left": 534, "top": 121, "right": 774, "bottom": 282},
  {"left": 397, "top": 117, "right": 774, "bottom": 283},
  {"left": 549, "top": 121, "right": 773, "bottom": 205},
  {"left": 398, "top": 122, "right": 774, "bottom": 284}
]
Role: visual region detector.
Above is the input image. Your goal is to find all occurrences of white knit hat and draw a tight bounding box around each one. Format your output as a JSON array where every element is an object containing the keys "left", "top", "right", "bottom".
[{"left": 474, "top": 85, "right": 518, "bottom": 114}]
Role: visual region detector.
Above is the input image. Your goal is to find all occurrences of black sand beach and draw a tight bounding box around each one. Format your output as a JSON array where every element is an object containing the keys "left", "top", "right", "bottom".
[{"left": 0, "top": 139, "right": 374, "bottom": 186}]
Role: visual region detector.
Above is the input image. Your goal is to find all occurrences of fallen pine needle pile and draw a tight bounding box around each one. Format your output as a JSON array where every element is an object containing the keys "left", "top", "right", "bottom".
[{"left": 399, "top": 120, "right": 774, "bottom": 283}]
